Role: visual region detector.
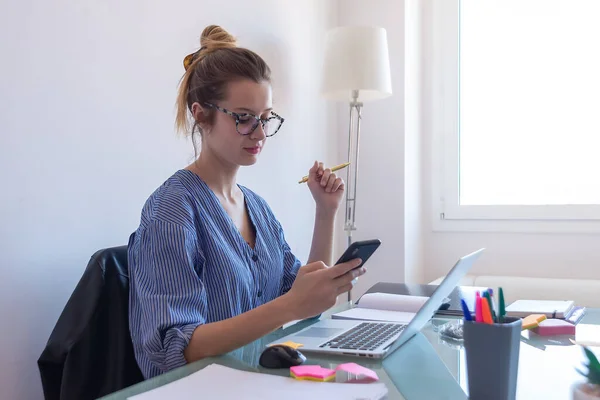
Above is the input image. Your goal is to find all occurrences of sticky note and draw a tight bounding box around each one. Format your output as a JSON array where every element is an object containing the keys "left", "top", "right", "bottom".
[
  {"left": 335, "top": 363, "right": 379, "bottom": 383},
  {"left": 268, "top": 341, "right": 303, "bottom": 350},
  {"left": 290, "top": 365, "right": 336, "bottom": 382},
  {"left": 522, "top": 314, "right": 547, "bottom": 330},
  {"left": 532, "top": 319, "right": 576, "bottom": 336}
]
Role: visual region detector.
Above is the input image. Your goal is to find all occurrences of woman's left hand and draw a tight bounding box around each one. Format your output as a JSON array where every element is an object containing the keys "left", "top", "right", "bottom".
[{"left": 307, "top": 161, "right": 345, "bottom": 214}]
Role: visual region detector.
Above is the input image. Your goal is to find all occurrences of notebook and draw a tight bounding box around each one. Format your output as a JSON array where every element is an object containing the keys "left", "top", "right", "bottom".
[
  {"left": 128, "top": 364, "right": 388, "bottom": 400},
  {"left": 565, "top": 306, "right": 587, "bottom": 325},
  {"left": 360, "top": 282, "right": 484, "bottom": 317},
  {"left": 505, "top": 299, "right": 575, "bottom": 318},
  {"left": 331, "top": 292, "right": 429, "bottom": 323}
]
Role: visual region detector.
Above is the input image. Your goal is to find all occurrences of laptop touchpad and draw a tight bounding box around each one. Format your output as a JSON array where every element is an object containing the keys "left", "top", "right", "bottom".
[{"left": 297, "top": 327, "right": 344, "bottom": 338}]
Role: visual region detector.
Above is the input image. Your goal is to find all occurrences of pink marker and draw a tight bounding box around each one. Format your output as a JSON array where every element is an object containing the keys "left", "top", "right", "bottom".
[{"left": 475, "top": 292, "right": 483, "bottom": 323}]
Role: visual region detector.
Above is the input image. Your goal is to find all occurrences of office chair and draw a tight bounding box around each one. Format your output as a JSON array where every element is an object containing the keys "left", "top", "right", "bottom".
[{"left": 38, "top": 242, "right": 144, "bottom": 400}]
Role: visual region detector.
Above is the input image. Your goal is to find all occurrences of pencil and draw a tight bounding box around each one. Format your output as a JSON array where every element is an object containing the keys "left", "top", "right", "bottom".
[{"left": 298, "top": 162, "right": 351, "bottom": 184}]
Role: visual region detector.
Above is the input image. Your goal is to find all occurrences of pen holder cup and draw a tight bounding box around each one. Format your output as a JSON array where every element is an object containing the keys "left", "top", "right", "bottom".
[{"left": 464, "top": 317, "right": 522, "bottom": 400}]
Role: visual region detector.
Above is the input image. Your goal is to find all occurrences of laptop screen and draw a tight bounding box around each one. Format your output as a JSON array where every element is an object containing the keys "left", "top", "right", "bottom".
[{"left": 383, "top": 248, "right": 485, "bottom": 357}]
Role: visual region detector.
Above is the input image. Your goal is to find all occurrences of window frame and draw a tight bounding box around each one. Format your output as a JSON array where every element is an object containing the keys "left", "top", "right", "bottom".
[{"left": 429, "top": 0, "right": 600, "bottom": 232}]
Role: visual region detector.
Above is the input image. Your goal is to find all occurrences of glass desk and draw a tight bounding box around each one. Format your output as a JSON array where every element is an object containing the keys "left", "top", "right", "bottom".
[{"left": 100, "top": 305, "right": 600, "bottom": 400}]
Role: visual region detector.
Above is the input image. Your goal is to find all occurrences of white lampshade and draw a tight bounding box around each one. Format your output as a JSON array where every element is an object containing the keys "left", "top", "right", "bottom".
[{"left": 321, "top": 26, "right": 392, "bottom": 102}]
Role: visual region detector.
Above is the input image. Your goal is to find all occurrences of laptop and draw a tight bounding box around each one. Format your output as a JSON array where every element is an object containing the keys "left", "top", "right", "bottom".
[{"left": 267, "top": 248, "right": 484, "bottom": 359}]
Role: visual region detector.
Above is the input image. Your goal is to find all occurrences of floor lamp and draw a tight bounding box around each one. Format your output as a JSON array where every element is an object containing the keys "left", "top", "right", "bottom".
[{"left": 321, "top": 26, "right": 392, "bottom": 301}]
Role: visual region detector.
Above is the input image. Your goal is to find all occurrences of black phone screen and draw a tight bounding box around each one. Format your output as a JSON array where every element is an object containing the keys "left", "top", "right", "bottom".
[{"left": 335, "top": 239, "right": 381, "bottom": 269}]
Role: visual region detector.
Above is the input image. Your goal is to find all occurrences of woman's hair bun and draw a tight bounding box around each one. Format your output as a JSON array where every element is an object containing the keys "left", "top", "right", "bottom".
[
  {"left": 177, "top": 24, "right": 270, "bottom": 140},
  {"left": 200, "top": 25, "right": 237, "bottom": 52}
]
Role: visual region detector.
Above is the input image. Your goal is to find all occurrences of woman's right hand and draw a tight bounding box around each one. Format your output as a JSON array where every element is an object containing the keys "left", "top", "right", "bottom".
[{"left": 284, "top": 259, "right": 366, "bottom": 320}]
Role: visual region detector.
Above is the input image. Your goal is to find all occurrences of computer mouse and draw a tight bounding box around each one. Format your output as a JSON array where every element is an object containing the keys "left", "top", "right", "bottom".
[{"left": 258, "top": 345, "right": 306, "bottom": 369}]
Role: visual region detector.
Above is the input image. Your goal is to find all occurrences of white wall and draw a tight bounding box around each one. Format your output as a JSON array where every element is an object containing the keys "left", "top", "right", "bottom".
[
  {"left": 0, "top": 1, "right": 337, "bottom": 399},
  {"left": 404, "top": 0, "right": 425, "bottom": 285},
  {"left": 336, "top": 0, "right": 408, "bottom": 300}
]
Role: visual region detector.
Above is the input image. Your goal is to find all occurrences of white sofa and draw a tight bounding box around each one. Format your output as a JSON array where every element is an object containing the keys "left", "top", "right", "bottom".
[{"left": 429, "top": 274, "right": 600, "bottom": 308}]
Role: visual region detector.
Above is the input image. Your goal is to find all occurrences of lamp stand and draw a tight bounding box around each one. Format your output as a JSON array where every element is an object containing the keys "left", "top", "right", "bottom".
[{"left": 344, "top": 89, "right": 363, "bottom": 302}]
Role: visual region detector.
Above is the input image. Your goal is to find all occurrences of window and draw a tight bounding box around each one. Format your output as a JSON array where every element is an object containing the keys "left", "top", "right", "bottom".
[{"left": 432, "top": 0, "right": 600, "bottom": 226}]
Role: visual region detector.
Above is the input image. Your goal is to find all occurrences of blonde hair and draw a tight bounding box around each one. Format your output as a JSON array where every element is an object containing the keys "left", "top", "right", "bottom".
[{"left": 175, "top": 25, "right": 271, "bottom": 140}]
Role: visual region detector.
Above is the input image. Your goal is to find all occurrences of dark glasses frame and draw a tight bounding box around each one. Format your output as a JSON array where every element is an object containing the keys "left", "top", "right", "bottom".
[{"left": 204, "top": 103, "right": 284, "bottom": 137}]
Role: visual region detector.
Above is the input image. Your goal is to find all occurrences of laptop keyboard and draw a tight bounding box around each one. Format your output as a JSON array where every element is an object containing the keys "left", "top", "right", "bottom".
[{"left": 320, "top": 322, "right": 405, "bottom": 351}]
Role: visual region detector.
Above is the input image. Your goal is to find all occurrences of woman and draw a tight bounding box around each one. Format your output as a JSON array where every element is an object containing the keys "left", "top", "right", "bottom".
[{"left": 128, "top": 25, "right": 366, "bottom": 379}]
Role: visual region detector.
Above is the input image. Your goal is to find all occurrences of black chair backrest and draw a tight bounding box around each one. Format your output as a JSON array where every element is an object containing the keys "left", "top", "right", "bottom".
[{"left": 38, "top": 245, "right": 144, "bottom": 400}]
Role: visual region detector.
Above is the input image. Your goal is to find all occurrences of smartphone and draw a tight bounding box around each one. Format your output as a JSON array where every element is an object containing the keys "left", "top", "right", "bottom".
[{"left": 335, "top": 239, "right": 381, "bottom": 270}]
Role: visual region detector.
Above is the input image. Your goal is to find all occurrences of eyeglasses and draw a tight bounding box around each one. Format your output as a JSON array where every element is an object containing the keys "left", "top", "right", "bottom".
[{"left": 204, "top": 103, "right": 284, "bottom": 137}]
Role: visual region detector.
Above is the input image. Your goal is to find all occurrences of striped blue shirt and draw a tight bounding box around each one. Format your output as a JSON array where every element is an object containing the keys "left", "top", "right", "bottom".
[{"left": 128, "top": 169, "right": 301, "bottom": 379}]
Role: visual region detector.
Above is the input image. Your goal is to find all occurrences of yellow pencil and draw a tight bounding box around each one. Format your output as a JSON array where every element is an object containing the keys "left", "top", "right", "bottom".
[{"left": 298, "top": 162, "right": 351, "bottom": 184}]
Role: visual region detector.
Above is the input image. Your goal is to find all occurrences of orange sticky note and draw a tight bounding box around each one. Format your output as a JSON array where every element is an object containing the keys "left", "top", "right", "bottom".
[
  {"left": 481, "top": 298, "right": 493, "bottom": 324},
  {"left": 268, "top": 341, "right": 303, "bottom": 350},
  {"left": 522, "top": 314, "right": 547, "bottom": 330}
]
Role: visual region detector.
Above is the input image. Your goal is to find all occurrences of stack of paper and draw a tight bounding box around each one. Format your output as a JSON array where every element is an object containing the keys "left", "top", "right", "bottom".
[
  {"left": 128, "top": 364, "right": 388, "bottom": 400},
  {"left": 505, "top": 299, "right": 575, "bottom": 318}
]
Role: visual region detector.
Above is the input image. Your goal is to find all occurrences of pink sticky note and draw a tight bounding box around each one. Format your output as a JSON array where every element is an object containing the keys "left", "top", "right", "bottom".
[
  {"left": 335, "top": 363, "right": 379, "bottom": 383},
  {"left": 290, "top": 365, "right": 336, "bottom": 381},
  {"left": 532, "top": 319, "right": 576, "bottom": 336}
]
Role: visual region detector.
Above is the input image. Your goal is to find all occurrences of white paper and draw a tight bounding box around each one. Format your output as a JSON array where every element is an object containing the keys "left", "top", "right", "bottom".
[
  {"left": 128, "top": 364, "right": 388, "bottom": 400},
  {"left": 357, "top": 292, "right": 429, "bottom": 313},
  {"left": 332, "top": 307, "right": 416, "bottom": 323},
  {"left": 571, "top": 324, "right": 600, "bottom": 347},
  {"left": 505, "top": 299, "right": 574, "bottom": 317},
  {"left": 282, "top": 319, "right": 301, "bottom": 329}
]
